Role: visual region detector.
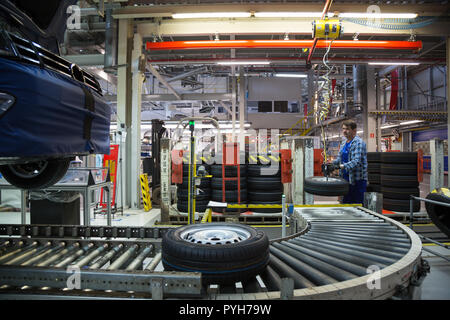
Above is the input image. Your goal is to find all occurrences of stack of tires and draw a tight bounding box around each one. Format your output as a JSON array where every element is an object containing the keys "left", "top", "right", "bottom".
[
  {"left": 367, "top": 152, "right": 382, "bottom": 193},
  {"left": 210, "top": 164, "right": 247, "bottom": 213},
  {"left": 247, "top": 163, "right": 283, "bottom": 213},
  {"left": 381, "top": 152, "right": 420, "bottom": 212},
  {"left": 176, "top": 164, "right": 211, "bottom": 213}
]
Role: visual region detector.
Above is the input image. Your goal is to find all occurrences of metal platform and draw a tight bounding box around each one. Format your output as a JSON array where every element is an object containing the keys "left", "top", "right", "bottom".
[{"left": 0, "top": 206, "right": 426, "bottom": 300}]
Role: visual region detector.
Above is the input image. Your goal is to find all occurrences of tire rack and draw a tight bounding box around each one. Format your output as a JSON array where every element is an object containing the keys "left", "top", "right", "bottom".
[{"left": 0, "top": 206, "right": 425, "bottom": 300}]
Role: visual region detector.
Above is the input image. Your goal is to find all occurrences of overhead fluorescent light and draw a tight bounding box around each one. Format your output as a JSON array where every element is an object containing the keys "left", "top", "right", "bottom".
[
  {"left": 400, "top": 120, "right": 423, "bottom": 125},
  {"left": 254, "top": 12, "right": 334, "bottom": 18},
  {"left": 368, "top": 62, "right": 420, "bottom": 66},
  {"left": 172, "top": 12, "right": 251, "bottom": 19},
  {"left": 274, "top": 73, "right": 307, "bottom": 78},
  {"left": 339, "top": 13, "right": 418, "bottom": 19},
  {"left": 380, "top": 124, "right": 399, "bottom": 129},
  {"left": 381, "top": 120, "right": 423, "bottom": 129},
  {"left": 217, "top": 61, "right": 270, "bottom": 65}
]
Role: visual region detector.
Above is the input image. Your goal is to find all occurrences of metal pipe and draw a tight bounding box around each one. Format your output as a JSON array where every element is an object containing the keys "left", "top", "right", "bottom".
[
  {"left": 261, "top": 265, "right": 282, "bottom": 291},
  {"left": 411, "top": 196, "right": 450, "bottom": 208},
  {"left": 282, "top": 240, "right": 368, "bottom": 276},
  {"left": 35, "top": 243, "right": 80, "bottom": 267},
  {"left": 268, "top": 254, "right": 314, "bottom": 289},
  {"left": 89, "top": 244, "right": 124, "bottom": 269},
  {"left": 273, "top": 242, "right": 357, "bottom": 282},
  {"left": 107, "top": 244, "right": 139, "bottom": 270},
  {"left": 270, "top": 245, "right": 337, "bottom": 286},
  {"left": 4, "top": 242, "right": 51, "bottom": 266},
  {"left": 54, "top": 243, "right": 94, "bottom": 268},
  {"left": 146, "top": 252, "right": 162, "bottom": 271},
  {"left": 147, "top": 63, "right": 182, "bottom": 100},
  {"left": 125, "top": 246, "right": 153, "bottom": 271},
  {"left": 146, "top": 40, "right": 423, "bottom": 51},
  {"left": 419, "top": 235, "right": 450, "bottom": 249},
  {"left": 20, "top": 242, "right": 66, "bottom": 267},
  {"left": 421, "top": 247, "right": 450, "bottom": 262},
  {"left": 72, "top": 244, "right": 109, "bottom": 268},
  {"left": 0, "top": 241, "right": 29, "bottom": 263},
  {"left": 293, "top": 238, "right": 397, "bottom": 266},
  {"left": 290, "top": 239, "right": 388, "bottom": 268},
  {"left": 0, "top": 240, "right": 11, "bottom": 251}
]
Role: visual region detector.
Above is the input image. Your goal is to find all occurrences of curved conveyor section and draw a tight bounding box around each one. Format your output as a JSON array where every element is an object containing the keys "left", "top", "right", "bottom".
[{"left": 211, "top": 207, "right": 423, "bottom": 300}]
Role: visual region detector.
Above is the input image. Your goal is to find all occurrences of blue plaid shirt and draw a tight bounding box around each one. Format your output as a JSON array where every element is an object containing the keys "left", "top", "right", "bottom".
[{"left": 333, "top": 135, "right": 368, "bottom": 185}]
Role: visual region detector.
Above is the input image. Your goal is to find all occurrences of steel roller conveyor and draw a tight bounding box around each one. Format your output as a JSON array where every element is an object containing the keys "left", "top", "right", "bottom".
[{"left": 0, "top": 206, "right": 426, "bottom": 299}]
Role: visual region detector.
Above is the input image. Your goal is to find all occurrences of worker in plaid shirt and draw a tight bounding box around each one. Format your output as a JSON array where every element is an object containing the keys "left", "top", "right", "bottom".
[{"left": 331, "top": 120, "right": 368, "bottom": 204}]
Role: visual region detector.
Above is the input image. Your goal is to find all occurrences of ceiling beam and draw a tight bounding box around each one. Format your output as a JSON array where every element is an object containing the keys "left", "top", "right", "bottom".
[
  {"left": 136, "top": 18, "right": 450, "bottom": 38},
  {"left": 113, "top": 3, "right": 447, "bottom": 19}
]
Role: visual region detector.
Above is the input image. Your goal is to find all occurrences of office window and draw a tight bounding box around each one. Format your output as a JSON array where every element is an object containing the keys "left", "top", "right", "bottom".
[
  {"left": 258, "top": 101, "right": 273, "bottom": 112},
  {"left": 274, "top": 101, "right": 288, "bottom": 112}
]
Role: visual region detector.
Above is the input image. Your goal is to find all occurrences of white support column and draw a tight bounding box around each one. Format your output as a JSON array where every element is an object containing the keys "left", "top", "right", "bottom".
[
  {"left": 160, "top": 138, "right": 171, "bottom": 222},
  {"left": 116, "top": 19, "right": 132, "bottom": 209},
  {"left": 130, "top": 32, "right": 145, "bottom": 209},
  {"left": 366, "top": 66, "right": 377, "bottom": 152},
  {"left": 239, "top": 67, "right": 246, "bottom": 153},
  {"left": 289, "top": 136, "right": 314, "bottom": 205},
  {"left": 430, "top": 138, "right": 444, "bottom": 191},
  {"left": 375, "top": 76, "right": 382, "bottom": 151},
  {"left": 447, "top": 37, "right": 450, "bottom": 187}
]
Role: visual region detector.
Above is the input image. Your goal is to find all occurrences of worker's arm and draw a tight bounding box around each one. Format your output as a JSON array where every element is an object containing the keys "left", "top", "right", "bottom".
[
  {"left": 341, "top": 140, "right": 366, "bottom": 171},
  {"left": 331, "top": 143, "right": 343, "bottom": 165}
]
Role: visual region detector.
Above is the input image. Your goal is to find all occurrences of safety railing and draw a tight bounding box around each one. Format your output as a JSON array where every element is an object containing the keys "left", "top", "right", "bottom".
[{"left": 409, "top": 195, "right": 450, "bottom": 261}]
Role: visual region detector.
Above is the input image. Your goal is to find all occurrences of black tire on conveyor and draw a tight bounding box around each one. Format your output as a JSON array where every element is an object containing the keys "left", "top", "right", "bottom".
[{"left": 162, "top": 223, "right": 269, "bottom": 284}]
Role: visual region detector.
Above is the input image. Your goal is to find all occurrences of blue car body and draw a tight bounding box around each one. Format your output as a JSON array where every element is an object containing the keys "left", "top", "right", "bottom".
[{"left": 0, "top": 55, "right": 111, "bottom": 160}]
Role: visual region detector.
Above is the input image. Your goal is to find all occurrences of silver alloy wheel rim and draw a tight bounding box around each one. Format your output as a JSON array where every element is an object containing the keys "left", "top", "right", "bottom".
[
  {"left": 8, "top": 161, "right": 48, "bottom": 179},
  {"left": 180, "top": 225, "right": 251, "bottom": 245}
]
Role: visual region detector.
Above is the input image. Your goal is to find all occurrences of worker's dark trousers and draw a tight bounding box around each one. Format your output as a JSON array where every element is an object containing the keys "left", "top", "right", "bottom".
[{"left": 342, "top": 180, "right": 367, "bottom": 204}]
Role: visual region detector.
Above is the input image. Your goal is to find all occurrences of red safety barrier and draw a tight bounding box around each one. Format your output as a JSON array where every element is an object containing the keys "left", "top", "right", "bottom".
[
  {"left": 280, "top": 149, "right": 292, "bottom": 184},
  {"left": 171, "top": 149, "right": 184, "bottom": 184}
]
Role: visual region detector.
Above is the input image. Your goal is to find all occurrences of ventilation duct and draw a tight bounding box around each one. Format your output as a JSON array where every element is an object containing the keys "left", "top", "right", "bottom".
[{"left": 352, "top": 64, "right": 367, "bottom": 112}]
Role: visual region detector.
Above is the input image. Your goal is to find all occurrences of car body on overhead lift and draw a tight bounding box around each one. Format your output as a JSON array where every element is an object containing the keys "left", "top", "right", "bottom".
[{"left": 0, "top": 0, "right": 111, "bottom": 189}]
